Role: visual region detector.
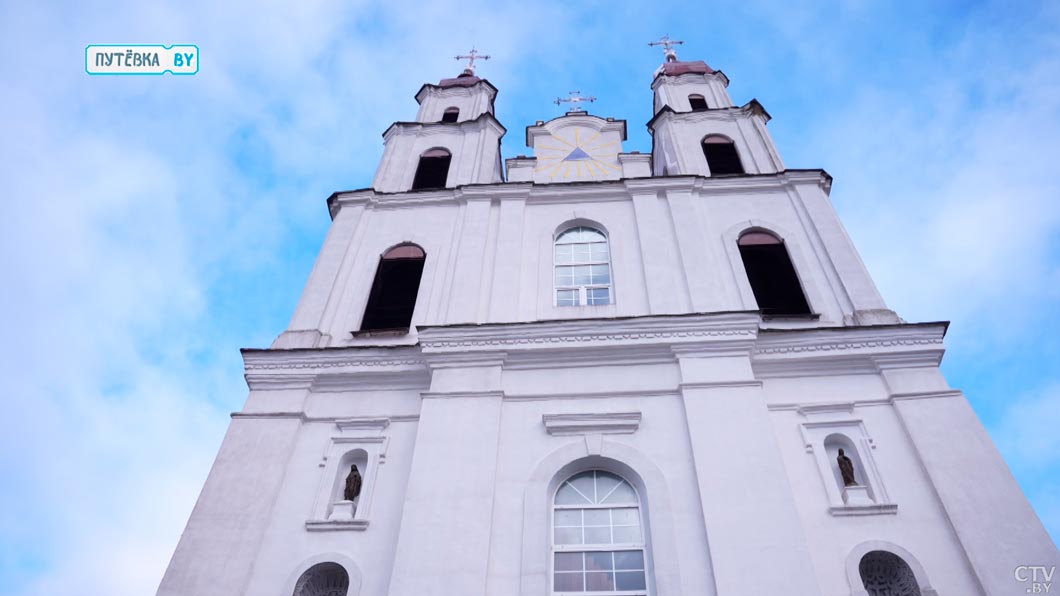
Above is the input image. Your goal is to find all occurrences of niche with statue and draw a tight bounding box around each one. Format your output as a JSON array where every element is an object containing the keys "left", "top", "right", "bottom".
[{"left": 328, "top": 449, "right": 368, "bottom": 521}]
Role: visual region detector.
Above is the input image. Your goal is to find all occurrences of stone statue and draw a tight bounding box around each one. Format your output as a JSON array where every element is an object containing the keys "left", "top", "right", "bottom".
[
  {"left": 837, "top": 448, "right": 858, "bottom": 486},
  {"left": 344, "top": 464, "right": 362, "bottom": 501}
]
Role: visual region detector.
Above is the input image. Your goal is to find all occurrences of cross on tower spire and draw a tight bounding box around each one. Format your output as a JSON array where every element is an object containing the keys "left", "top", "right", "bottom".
[
  {"left": 454, "top": 47, "right": 490, "bottom": 76},
  {"left": 553, "top": 90, "right": 597, "bottom": 113},
  {"left": 648, "top": 34, "right": 684, "bottom": 63}
]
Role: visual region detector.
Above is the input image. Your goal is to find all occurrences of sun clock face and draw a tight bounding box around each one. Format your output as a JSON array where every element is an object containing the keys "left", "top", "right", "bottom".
[{"left": 534, "top": 126, "right": 622, "bottom": 181}]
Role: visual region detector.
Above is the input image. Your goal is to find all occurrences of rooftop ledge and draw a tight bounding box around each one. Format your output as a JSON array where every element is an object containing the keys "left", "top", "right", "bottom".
[{"left": 326, "top": 169, "right": 833, "bottom": 219}]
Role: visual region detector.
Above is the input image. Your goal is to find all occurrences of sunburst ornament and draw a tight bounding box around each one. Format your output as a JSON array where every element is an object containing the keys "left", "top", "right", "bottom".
[{"left": 533, "top": 125, "right": 622, "bottom": 181}]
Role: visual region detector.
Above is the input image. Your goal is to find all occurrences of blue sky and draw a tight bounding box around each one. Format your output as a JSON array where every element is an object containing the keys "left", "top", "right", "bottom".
[{"left": 1, "top": 0, "right": 1058, "bottom": 594}]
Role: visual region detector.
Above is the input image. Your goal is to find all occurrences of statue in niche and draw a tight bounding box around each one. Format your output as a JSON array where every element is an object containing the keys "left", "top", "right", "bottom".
[
  {"left": 343, "top": 464, "right": 363, "bottom": 501},
  {"left": 837, "top": 448, "right": 858, "bottom": 486}
]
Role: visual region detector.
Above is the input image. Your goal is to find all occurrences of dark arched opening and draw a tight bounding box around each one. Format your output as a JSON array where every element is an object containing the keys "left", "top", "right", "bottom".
[
  {"left": 859, "top": 551, "right": 922, "bottom": 596},
  {"left": 688, "top": 94, "right": 708, "bottom": 111},
  {"left": 441, "top": 107, "right": 460, "bottom": 123},
  {"left": 411, "top": 148, "right": 451, "bottom": 190},
  {"left": 738, "top": 231, "right": 811, "bottom": 316},
  {"left": 292, "top": 562, "right": 349, "bottom": 596},
  {"left": 702, "top": 134, "right": 744, "bottom": 175},
  {"left": 360, "top": 244, "right": 426, "bottom": 331}
]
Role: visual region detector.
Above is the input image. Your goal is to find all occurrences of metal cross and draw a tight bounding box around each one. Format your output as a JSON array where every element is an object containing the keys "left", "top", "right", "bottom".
[
  {"left": 554, "top": 90, "right": 597, "bottom": 112},
  {"left": 454, "top": 47, "right": 490, "bottom": 75},
  {"left": 648, "top": 34, "right": 684, "bottom": 62}
]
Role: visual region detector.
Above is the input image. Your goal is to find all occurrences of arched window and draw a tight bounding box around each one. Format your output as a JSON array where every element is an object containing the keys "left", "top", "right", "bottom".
[
  {"left": 859, "top": 551, "right": 923, "bottom": 596},
  {"left": 553, "top": 470, "right": 647, "bottom": 595},
  {"left": 554, "top": 226, "right": 612, "bottom": 306},
  {"left": 293, "top": 562, "right": 349, "bottom": 596},
  {"left": 701, "top": 134, "right": 744, "bottom": 175},
  {"left": 411, "top": 148, "right": 451, "bottom": 190},
  {"left": 688, "top": 94, "right": 708, "bottom": 111},
  {"left": 738, "top": 230, "right": 811, "bottom": 316},
  {"left": 360, "top": 244, "right": 426, "bottom": 331},
  {"left": 441, "top": 107, "right": 460, "bottom": 123}
]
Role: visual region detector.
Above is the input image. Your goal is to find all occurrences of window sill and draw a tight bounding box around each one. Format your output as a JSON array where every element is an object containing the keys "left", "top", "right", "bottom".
[
  {"left": 351, "top": 327, "right": 410, "bottom": 338},
  {"left": 305, "top": 519, "right": 370, "bottom": 532},
  {"left": 828, "top": 503, "right": 898, "bottom": 517},
  {"left": 761, "top": 313, "right": 820, "bottom": 321}
]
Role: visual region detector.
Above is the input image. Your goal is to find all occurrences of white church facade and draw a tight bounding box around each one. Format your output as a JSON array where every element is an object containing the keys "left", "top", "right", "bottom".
[{"left": 157, "top": 44, "right": 1059, "bottom": 596}]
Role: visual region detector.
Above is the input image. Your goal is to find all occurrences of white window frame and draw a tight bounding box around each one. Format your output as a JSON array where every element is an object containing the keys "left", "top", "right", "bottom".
[
  {"left": 551, "top": 470, "right": 648, "bottom": 596},
  {"left": 554, "top": 226, "right": 613, "bottom": 307}
]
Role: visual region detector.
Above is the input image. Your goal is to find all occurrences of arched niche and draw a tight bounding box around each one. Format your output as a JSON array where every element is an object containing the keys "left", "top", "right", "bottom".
[
  {"left": 441, "top": 107, "right": 459, "bottom": 123},
  {"left": 824, "top": 433, "right": 875, "bottom": 501},
  {"left": 327, "top": 448, "right": 369, "bottom": 520}
]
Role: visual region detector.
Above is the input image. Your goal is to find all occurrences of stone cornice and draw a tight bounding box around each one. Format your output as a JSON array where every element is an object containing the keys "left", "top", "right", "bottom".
[
  {"left": 242, "top": 346, "right": 424, "bottom": 371},
  {"left": 326, "top": 170, "right": 833, "bottom": 217},
  {"left": 414, "top": 78, "right": 498, "bottom": 104},
  {"left": 417, "top": 312, "right": 761, "bottom": 355},
  {"left": 752, "top": 323, "right": 948, "bottom": 378},
  {"left": 381, "top": 111, "right": 506, "bottom": 142}
]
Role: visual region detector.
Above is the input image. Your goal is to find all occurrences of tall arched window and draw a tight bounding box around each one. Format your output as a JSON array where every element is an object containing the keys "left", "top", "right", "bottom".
[
  {"left": 441, "top": 107, "right": 460, "bottom": 123},
  {"left": 701, "top": 134, "right": 744, "bottom": 175},
  {"left": 360, "top": 244, "right": 426, "bottom": 331},
  {"left": 411, "top": 148, "right": 451, "bottom": 190},
  {"left": 738, "top": 230, "right": 811, "bottom": 316},
  {"left": 688, "top": 94, "right": 708, "bottom": 111},
  {"left": 859, "top": 551, "right": 923, "bottom": 596},
  {"left": 554, "top": 226, "right": 612, "bottom": 306},
  {"left": 293, "top": 562, "right": 349, "bottom": 596},
  {"left": 553, "top": 470, "right": 647, "bottom": 594}
]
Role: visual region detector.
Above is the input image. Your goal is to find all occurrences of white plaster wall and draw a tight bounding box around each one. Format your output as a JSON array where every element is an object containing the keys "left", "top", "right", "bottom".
[
  {"left": 280, "top": 173, "right": 894, "bottom": 348},
  {"left": 414, "top": 81, "right": 496, "bottom": 123},
  {"left": 763, "top": 376, "right": 986, "bottom": 596},
  {"left": 650, "top": 109, "right": 783, "bottom": 177},
  {"left": 651, "top": 72, "right": 733, "bottom": 112}
]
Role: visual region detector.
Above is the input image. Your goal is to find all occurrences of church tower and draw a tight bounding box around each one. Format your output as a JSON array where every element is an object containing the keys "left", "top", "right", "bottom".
[{"left": 158, "top": 41, "right": 1058, "bottom": 596}]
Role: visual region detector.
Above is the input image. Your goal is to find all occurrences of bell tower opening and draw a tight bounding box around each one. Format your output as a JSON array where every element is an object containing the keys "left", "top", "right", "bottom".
[
  {"left": 360, "top": 244, "right": 426, "bottom": 331},
  {"left": 411, "top": 148, "right": 452, "bottom": 190},
  {"left": 738, "top": 231, "right": 811, "bottom": 316},
  {"left": 701, "top": 135, "right": 744, "bottom": 175}
]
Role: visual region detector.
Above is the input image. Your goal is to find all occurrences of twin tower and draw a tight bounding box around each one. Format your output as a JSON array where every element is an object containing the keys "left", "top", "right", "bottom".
[
  {"left": 158, "top": 45, "right": 1058, "bottom": 596},
  {"left": 373, "top": 54, "right": 779, "bottom": 191}
]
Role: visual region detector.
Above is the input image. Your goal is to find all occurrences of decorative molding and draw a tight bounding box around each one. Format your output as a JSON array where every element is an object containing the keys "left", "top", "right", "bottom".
[
  {"left": 244, "top": 373, "right": 315, "bottom": 391},
  {"left": 230, "top": 411, "right": 307, "bottom": 420},
  {"left": 505, "top": 389, "right": 677, "bottom": 402},
  {"left": 243, "top": 353, "right": 426, "bottom": 371},
  {"left": 768, "top": 399, "right": 891, "bottom": 412},
  {"left": 797, "top": 402, "right": 855, "bottom": 418},
  {"left": 419, "top": 312, "right": 761, "bottom": 353},
  {"left": 755, "top": 336, "right": 943, "bottom": 356},
  {"left": 335, "top": 417, "right": 390, "bottom": 432},
  {"left": 542, "top": 411, "right": 642, "bottom": 436},
  {"left": 304, "top": 519, "right": 370, "bottom": 532},
  {"left": 829, "top": 503, "right": 899, "bottom": 517},
  {"left": 421, "top": 390, "right": 505, "bottom": 400},
  {"left": 678, "top": 380, "right": 763, "bottom": 390},
  {"left": 890, "top": 390, "right": 963, "bottom": 402}
]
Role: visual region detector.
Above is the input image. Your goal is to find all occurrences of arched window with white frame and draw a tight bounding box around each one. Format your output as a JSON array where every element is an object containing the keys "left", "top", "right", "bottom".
[
  {"left": 554, "top": 226, "right": 612, "bottom": 306},
  {"left": 552, "top": 470, "right": 647, "bottom": 595}
]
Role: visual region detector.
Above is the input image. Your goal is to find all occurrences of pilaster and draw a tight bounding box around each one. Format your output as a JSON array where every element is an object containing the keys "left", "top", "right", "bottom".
[{"left": 676, "top": 348, "right": 823, "bottom": 595}]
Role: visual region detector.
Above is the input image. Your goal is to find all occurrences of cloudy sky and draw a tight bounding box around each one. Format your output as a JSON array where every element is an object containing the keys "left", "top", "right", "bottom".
[{"left": 2, "top": 0, "right": 1058, "bottom": 594}]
